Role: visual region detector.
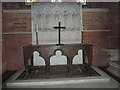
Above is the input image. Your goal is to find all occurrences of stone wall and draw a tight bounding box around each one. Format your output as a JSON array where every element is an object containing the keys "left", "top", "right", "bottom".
[
  {"left": 3, "top": 9, "right": 109, "bottom": 33},
  {"left": 2, "top": 34, "right": 31, "bottom": 70},
  {"left": 3, "top": 12, "right": 31, "bottom": 33}
]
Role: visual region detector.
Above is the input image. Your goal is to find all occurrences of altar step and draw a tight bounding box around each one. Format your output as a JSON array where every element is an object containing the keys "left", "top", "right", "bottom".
[
  {"left": 2, "top": 70, "right": 16, "bottom": 84},
  {"left": 4, "top": 67, "right": 115, "bottom": 88},
  {"left": 107, "top": 61, "right": 120, "bottom": 79},
  {"left": 7, "top": 77, "right": 110, "bottom": 88}
]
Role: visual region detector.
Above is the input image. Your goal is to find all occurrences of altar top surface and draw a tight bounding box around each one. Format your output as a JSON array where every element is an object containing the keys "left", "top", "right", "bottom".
[{"left": 24, "top": 43, "right": 93, "bottom": 47}]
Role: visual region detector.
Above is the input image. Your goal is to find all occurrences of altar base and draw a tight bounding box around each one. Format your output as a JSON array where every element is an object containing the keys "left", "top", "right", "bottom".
[{"left": 3, "top": 66, "right": 117, "bottom": 88}]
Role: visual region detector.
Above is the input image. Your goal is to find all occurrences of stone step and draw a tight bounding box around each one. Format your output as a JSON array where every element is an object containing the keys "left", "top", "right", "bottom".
[
  {"left": 108, "top": 61, "right": 120, "bottom": 69},
  {"left": 107, "top": 61, "right": 120, "bottom": 78},
  {"left": 102, "top": 49, "right": 119, "bottom": 61},
  {"left": 5, "top": 67, "right": 111, "bottom": 88}
]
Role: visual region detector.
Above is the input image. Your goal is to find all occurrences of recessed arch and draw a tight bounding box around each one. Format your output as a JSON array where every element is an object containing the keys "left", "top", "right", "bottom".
[
  {"left": 33, "top": 51, "right": 45, "bottom": 66},
  {"left": 72, "top": 49, "right": 83, "bottom": 64},
  {"left": 50, "top": 50, "right": 67, "bottom": 65}
]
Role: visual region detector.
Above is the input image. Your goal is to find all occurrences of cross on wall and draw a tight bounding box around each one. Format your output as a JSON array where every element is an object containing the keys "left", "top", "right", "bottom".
[{"left": 54, "top": 22, "right": 66, "bottom": 45}]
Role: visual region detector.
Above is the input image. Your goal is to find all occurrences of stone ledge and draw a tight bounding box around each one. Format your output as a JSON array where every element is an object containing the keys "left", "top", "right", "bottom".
[{"left": 3, "top": 66, "right": 113, "bottom": 88}]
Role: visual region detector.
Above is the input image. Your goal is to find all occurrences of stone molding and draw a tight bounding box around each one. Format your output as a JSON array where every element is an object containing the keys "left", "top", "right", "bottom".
[{"left": 3, "top": 8, "right": 109, "bottom": 13}]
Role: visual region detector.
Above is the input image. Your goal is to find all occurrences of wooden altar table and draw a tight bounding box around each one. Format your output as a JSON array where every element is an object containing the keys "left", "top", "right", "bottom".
[{"left": 23, "top": 44, "right": 93, "bottom": 75}]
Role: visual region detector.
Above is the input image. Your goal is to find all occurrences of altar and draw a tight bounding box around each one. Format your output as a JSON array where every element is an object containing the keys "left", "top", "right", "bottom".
[
  {"left": 23, "top": 44, "right": 93, "bottom": 77},
  {"left": 22, "top": 2, "right": 93, "bottom": 78}
]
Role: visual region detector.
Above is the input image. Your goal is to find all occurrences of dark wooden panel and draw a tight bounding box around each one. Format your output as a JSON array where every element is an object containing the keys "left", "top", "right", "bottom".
[{"left": 23, "top": 44, "right": 93, "bottom": 76}]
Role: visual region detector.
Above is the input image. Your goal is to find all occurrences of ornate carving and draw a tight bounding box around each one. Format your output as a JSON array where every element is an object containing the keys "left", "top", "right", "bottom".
[
  {"left": 32, "top": 2, "right": 82, "bottom": 44},
  {"left": 32, "top": 2, "right": 82, "bottom": 31}
]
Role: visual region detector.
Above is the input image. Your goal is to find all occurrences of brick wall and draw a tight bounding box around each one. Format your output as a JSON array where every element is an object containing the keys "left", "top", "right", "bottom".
[
  {"left": 3, "top": 9, "right": 109, "bottom": 33},
  {"left": 83, "top": 10, "right": 109, "bottom": 30},
  {"left": 0, "top": 2, "right": 2, "bottom": 75},
  {"left": 3, "top": 12, "right": 31, "bottom": 33},
  {"left": 86, "top": 2, "right": 119, "bottom": 49},
  {"left": 2, "top": 34, "right": 31, "bottom": 70},
  {"left": 108, "top": 3, "right": 119, "bottom": 49},
  {"left": 2, "top": 2, "right": 119, "bottom": 70}
]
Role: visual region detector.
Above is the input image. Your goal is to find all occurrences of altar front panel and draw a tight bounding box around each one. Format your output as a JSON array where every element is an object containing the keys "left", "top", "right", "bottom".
[{"left": 23, "top": 44, "right": 92, "bottom": 74}]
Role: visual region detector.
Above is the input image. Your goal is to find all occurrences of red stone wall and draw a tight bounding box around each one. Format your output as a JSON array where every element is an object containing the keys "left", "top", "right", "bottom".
[
  {"left": 86, "top": 2, "right": 119, "bottom": 49},
  {"left": 0, "top": 2, "right": 2, "bottom": 74},
  {"left": 3, "top": 12, "right": 31, "bottom": 33},
  {"left": 83, "top": 11, "right": 109, "bottom": 30},
  {"left": 82, "top": 10, "right": 109, "bottom": 67},
  {"left": 2, "top": 34, "right": 31, "bottom": 70},
  {"left": 2, "top": 11, "right": 109, "bottom": 33},
  {"left": 83, "top": 32, "right": 108, "bottom": 66},
  {"left": 108, "top": 3, "right": 119, "bottom": 49}
]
